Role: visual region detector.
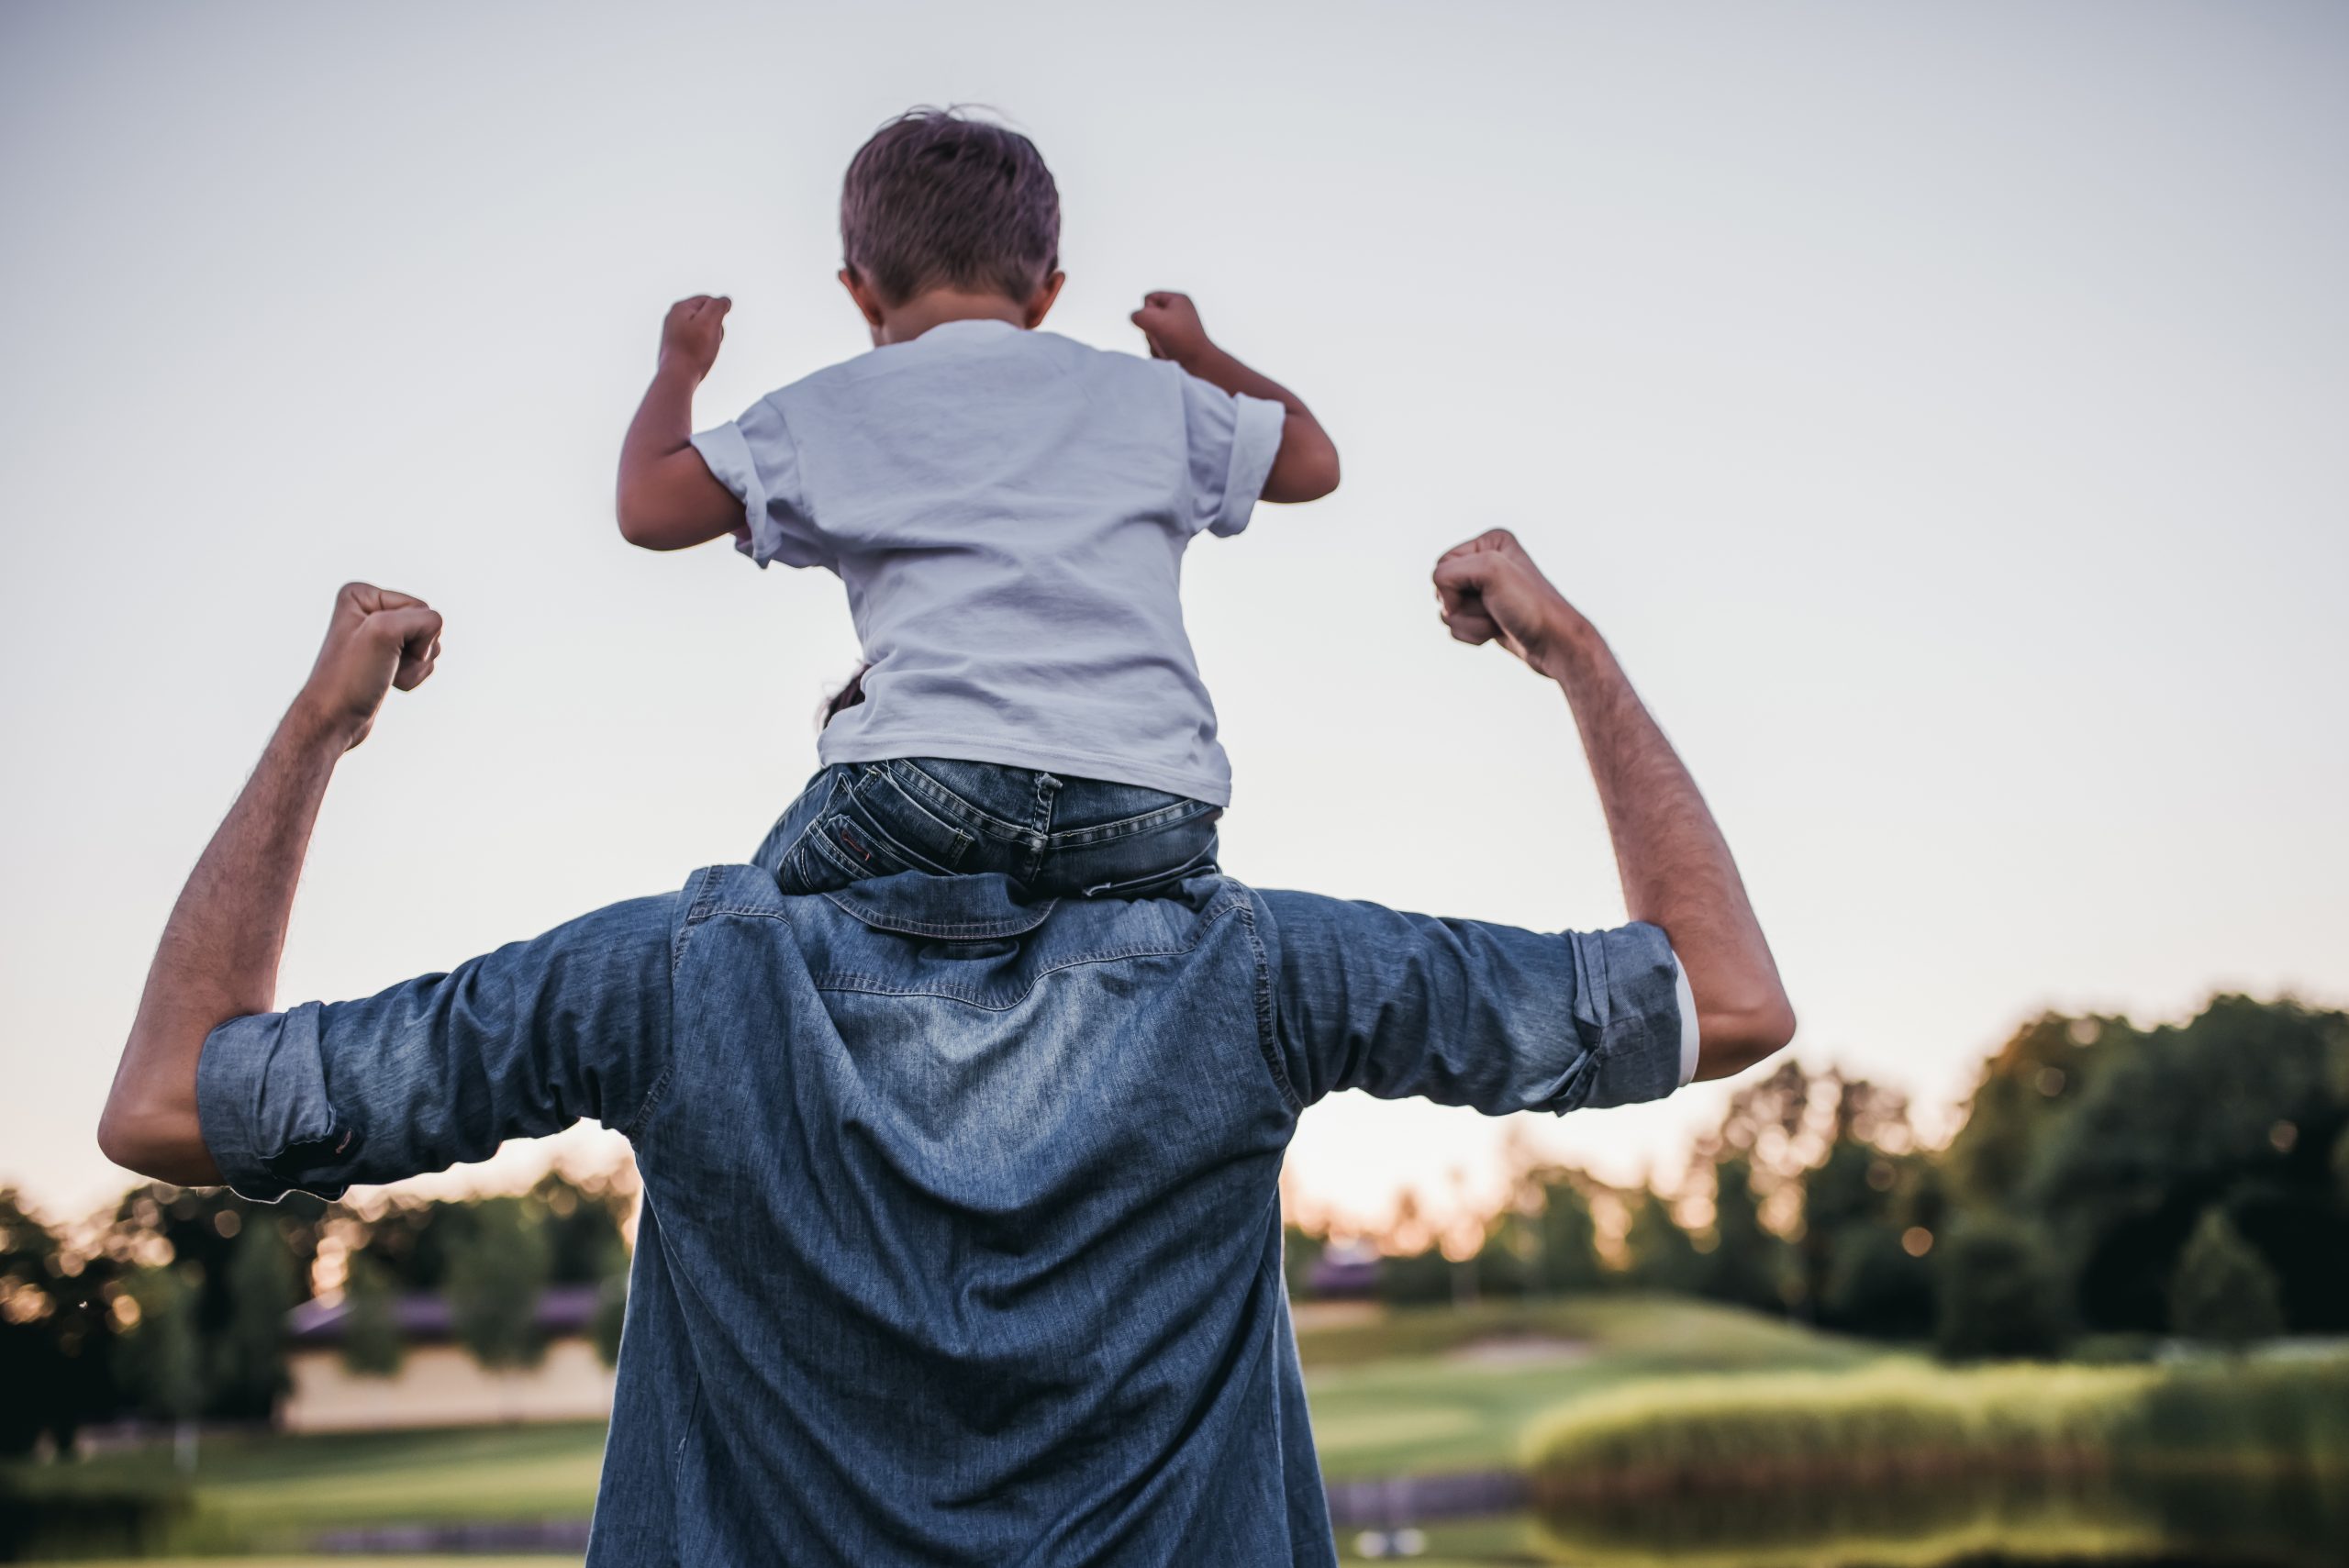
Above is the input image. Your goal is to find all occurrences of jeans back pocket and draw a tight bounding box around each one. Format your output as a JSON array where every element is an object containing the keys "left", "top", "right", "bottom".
[{"left": 800, "top": 766, "right": 976, "bottom": 887}]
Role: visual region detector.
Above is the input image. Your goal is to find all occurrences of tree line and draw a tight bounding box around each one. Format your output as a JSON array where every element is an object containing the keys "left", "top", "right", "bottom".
[
  {"left": 1288, "top": 994, "right": 2349, "bottom": 1359},
  {"left": 1, "top": 1170, "right": 632, "bottom": 1459}
]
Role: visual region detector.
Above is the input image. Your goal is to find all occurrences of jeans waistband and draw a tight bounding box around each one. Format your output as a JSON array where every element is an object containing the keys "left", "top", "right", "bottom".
[{"left": 866, "top": 758, "right": 1215, "bottom": 847}]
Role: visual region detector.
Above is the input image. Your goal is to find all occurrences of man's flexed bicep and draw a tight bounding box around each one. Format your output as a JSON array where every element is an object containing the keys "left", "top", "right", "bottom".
[{"left": 195, "top": 893, "right": 680, "bottom": 1202}]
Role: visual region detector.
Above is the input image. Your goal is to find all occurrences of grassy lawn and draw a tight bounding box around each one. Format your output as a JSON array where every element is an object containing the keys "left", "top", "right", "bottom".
[
  {"left": 190, "top": 1423, "right": 607, "bottom": 1537},
  {"left": 1300, "top": 1294, "right": 1880, "bottom": 1481},
  {"left": 28, "top": 1420, "right": 609, "bottom": 1552},
  {"left": 13, "top": 1296, "right": 1867, "bottom": 1561},
  {"left": 25, "top": 1307, "right": 2338, "bottom": 1565}
]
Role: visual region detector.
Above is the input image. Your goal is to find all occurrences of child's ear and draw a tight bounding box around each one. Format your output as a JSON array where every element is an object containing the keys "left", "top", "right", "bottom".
[
  {"left": 839, "top": 268, "right": 888, "bottom": 331},
  {"left": 1024, "top": 271, "right": 1067, "bottom": 329}
]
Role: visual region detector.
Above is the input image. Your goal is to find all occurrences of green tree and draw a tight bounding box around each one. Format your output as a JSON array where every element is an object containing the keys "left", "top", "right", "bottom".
[
  {"left": 1281, "top": 1223, "right": 1325, "bottom": 1300},
  {"left": 348, "top": 1197, "right": 478, "bottom": 1292},
  {"left": 1943, "top": 1013, "right": 2111, "bottom": 1209},
  {"left": 100, "top": 1184, "right": 332, "bottom": 1422},
  {"left": 1621, "top": 1192, "right": 1701, "bottom": 1295},
  {"left": 0, "top": 1189, "right": 116, "bottom": 1456},
  {"left": 446, "top": 1196, "right": 551, "bottom": 1370},
  {"left": 1822, "top": 1223, "right": 1935, "bottom": 1339},
  {"left": 1699, "top": 1160, "right": 1787, "bottom": 1313},
  {"left": 530, "top": 1173, "right": 629, "bottom": 1285},
  {"left": 118, "top": 1266, "right": 205, "bottom": 1470},
  {"left": 339, "top": 1251, "right": 405, "bottom": 1378},
  {"left": 1793, "top": 1080, "right": 1914, "bottom": 1318},
  {"left": 1935, "top": 1218, "right": 2069, "bottom": 1361},
  {"left": 1376, "top": 1247, "right": 1456, "bottom": 1307},
  {"left": 592, "top": 1273, "right": 629, "bottom": 1368},
  {"left": 2025, "top": 996, "right": 2349, "bottom": 1333},
  {"left": 1473, "top": 1212, "right": 1535, "bottom": 1298},
  {"left": 1530, "top": 1176, "right": 1604, "bottom": 1295},
  {"left": 2168, "top": 1207, "right": 2285, "bottom": 1349},
  {"left": 1703, "top": 1061, "right": 1827, "bottom": 1188},
  {"left": 211, "top": 1217, "right": 298, "bottom": 1419}
]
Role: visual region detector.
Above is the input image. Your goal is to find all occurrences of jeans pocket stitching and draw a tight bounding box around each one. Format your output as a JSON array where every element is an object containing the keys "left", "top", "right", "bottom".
[
  {"left": 1051, "top": 799, "right": 1218, "bottom": 849},
  {"left": 892, "top": 760, "right": 1035, "bottom": 843},
  {"left": 804, "top": 818, "right": 893, "bottom": 884},
  {"left": 865, "top": 770, "right": 977, "bottom": 867}
]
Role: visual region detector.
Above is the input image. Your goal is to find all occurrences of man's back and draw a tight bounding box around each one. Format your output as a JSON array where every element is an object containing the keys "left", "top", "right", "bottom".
[{"left": 605, "top": 868, "right": 1311, "bottom": 1565}]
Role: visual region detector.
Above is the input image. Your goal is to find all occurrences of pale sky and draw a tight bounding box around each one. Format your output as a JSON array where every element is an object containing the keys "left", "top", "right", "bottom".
[{"left": 4, "top": 1, "right": 2344, "bottom": 1235}]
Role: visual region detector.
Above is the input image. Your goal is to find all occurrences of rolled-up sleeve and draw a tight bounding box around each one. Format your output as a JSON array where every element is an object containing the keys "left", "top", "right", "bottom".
[
  {"left": 1178, "top": 372, "right": 1286, "bottom": 539},
  {"left": 196, "top": 892, "right": 683, "bottom": 1203},
  {"left": 1255, "top": 890, "right": 1690, "bottom": 1115},
  {"left": 690, "top": 396, "right": 832, "bottom": 571}
]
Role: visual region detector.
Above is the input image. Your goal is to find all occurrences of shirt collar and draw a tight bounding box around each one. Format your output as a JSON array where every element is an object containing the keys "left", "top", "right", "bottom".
[{"left": 901, "top": 317, "right": 1021, "bottom": 347}]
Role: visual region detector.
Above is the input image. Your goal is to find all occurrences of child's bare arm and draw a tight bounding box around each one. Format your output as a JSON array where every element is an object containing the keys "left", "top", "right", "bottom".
[
  {"left": 616, "top": 296, "right": 744, "bottom": 550},
  {"left": 1131, "top": 293, "right": 1340, "bottom": 505}
]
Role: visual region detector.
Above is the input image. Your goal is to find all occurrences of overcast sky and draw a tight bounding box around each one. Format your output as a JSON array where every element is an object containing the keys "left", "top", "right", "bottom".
[{"left": 4, "top": 1, "right": 2343, "bottom": 1235}]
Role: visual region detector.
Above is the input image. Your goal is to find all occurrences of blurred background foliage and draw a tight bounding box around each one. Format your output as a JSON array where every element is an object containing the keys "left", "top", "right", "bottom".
[
  {"left": 1301, "top": 994, "right": 2347, "bottom": 1368},
  {"left": 0, "top": 1169, "right": 634, "bottom": 1462}
]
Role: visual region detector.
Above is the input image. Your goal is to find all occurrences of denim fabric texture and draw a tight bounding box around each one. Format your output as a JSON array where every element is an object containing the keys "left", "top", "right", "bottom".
[
  {"left": 196, "top": 863, "right": 1688, "bottom": 1567},
  {"left": 755, "top": 758, "right": 1221, "bottom": 901}
]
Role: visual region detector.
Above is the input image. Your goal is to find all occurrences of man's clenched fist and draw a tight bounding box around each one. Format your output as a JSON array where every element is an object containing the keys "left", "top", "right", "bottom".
[
  {"left": 295, "top": 584, "right": 443, "bottom": 751},
  {"left": 1432, "top": 530, "right": 1593, "bottom": 676}
]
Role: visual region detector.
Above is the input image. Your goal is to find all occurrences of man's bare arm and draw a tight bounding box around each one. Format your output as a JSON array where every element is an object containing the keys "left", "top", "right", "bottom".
[
  {"left": 1130, "top": 292, "right": 1340, "bottom": 505},
  {"left": 616, "top": 295, "right": 743, "bottom": 550},
  {"left": 97, "top": 585, "right": 445, "bottom": 1184},
  {"left": 1434, "top": 530, "right": 1795, "bottom": 1078}
]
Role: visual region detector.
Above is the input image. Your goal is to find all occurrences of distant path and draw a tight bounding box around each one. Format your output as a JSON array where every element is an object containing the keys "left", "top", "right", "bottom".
[
  {"left": 308, "top": 1474, "right": 1533, "bottom": 1552},
  {"left": 1323, "top": 1470, "right": 1527, "bottom": 1528}
]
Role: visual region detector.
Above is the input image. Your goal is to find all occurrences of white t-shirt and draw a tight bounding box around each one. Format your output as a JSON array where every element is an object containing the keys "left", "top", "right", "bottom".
[{"left": 692, "top": 319, "right": 1286, "bottom": 806}]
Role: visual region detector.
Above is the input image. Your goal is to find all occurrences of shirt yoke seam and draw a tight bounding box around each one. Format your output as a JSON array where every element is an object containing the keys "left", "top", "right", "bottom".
[
  {"left": 620, "top": 867, "right": 719, "bottom": 1140},
  {"left": 693, "top": 887, "right": 1249, "bottom": 1012},
  {"left": 1232, "top": 896, "right": 1306, "bottom": 1114}
]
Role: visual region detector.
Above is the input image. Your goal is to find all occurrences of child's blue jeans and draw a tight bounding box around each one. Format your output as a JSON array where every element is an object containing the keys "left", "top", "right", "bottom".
[{"left": 753, "top": 757, "right": 1221, "bottom": 900}]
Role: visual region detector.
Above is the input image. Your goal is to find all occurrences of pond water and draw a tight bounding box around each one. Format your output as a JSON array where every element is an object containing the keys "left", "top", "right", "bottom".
[{"left": 1526, "top": 1466, "right": 2349, "bottom": 1568}]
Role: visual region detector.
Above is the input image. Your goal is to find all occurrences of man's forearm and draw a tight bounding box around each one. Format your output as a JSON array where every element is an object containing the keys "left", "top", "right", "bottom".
[
  {"left": 1431, "top": 529, "right": 1791, "bottom": 1077},
  {"left": 101, "top": 583, "right": 441, "bottom": 1184},
  {"left": 1538, "top": 622, "right": 1795, "bottom": 1077},
  {"left": 99, "top": 706, "right": 342, "bottom": 1184}
]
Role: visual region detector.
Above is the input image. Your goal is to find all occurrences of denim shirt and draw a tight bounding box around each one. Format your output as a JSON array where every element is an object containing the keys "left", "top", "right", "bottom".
[{"left": 198, "top": 868, "right": 1688, "bottom": 1567}]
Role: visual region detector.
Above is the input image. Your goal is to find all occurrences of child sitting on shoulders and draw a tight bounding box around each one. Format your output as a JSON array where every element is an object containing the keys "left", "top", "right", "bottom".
[{"left": 616, "top": 106, "right": 1339, "bottom": 897}]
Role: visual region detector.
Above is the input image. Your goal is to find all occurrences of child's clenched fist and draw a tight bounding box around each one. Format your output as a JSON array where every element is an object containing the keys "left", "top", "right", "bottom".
[
  {"left": 1130, "top": 292, "right": 1213, "bottom": 366},
  {"left": 660, "top": 295, "right": 731, "bottom": 381}
]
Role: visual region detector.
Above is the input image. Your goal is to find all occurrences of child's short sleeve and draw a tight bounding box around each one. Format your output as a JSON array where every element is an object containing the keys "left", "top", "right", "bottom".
[
  {"left": 690, "top": 397, "right": 833, "bottom": 571},
  {"left": 1179, "top": 375, "right": 1287, "bottom": 539}
]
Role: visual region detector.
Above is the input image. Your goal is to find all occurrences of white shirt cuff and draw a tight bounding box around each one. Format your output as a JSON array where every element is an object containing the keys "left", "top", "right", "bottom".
[
  {"left": 1209, "top": 393, "right": 1287, "bottom": 538},
  {"left": 688, "top": 421, "right": 776, "bottom": 568},
  {"left": 1671, "top": 951, "right": 1700, "bottom": 1087}
]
